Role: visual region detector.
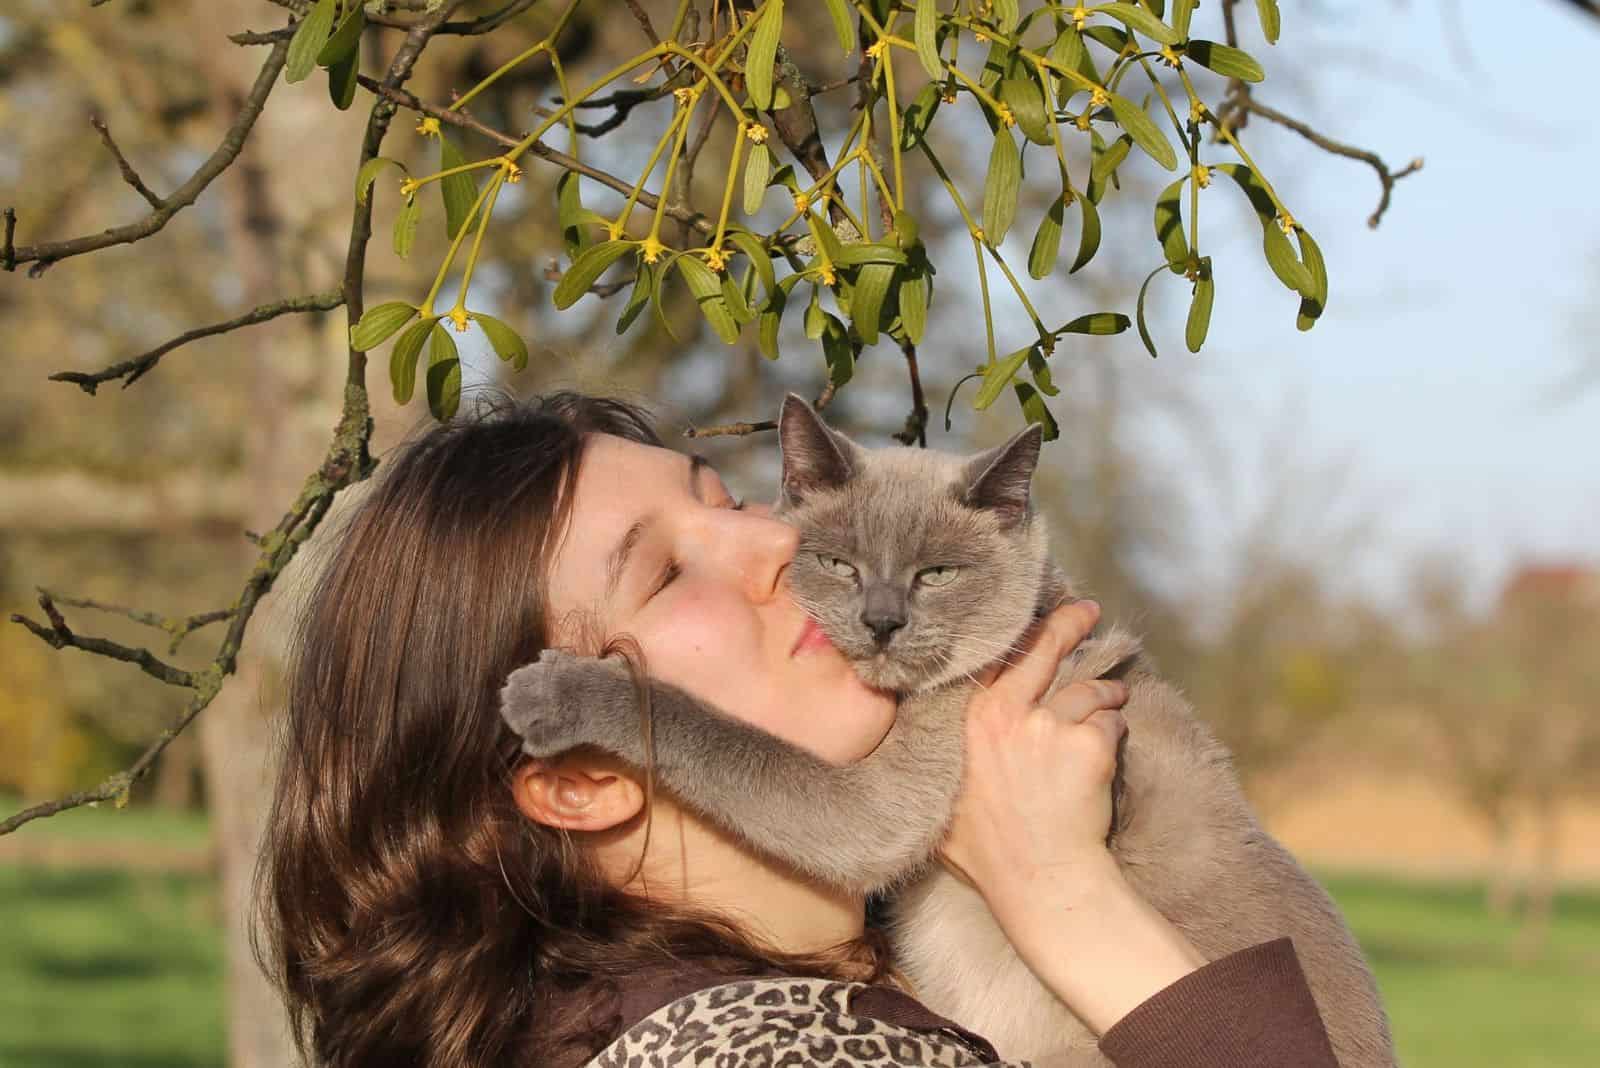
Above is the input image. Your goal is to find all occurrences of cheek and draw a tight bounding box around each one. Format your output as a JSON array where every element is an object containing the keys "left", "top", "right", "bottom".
[{"left": 639, "top": 589, "right": 761, "bottom": 691}]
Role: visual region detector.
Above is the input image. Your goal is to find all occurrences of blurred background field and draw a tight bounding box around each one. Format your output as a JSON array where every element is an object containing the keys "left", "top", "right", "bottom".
[{"left": 3, "top": 0, "right": 1597, "bottom": 1065}]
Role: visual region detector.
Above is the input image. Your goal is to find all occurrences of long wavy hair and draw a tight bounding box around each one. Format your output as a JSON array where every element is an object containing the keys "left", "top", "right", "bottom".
[{"left": 255, "top": 391, "right": 888, "bottom": 1068}]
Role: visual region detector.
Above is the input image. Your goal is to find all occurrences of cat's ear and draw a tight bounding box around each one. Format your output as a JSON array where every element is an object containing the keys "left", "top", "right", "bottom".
[
  {"left": 779, "top": 394, "right": 858, "bottom": 504},
  {"left": 961, "top": 423, "right": 1043, "bottom": 526}
]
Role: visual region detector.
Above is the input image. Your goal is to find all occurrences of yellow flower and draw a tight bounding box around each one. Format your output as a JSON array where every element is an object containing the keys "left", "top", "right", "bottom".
[
  {"left": 415, "top": 116, "right": 442, "bottom": 137},
  {"left": 1071, "top": 4, "right": 1088, "bottom": 30},
  {"left": 941, "top": 87, "right": 958, "bottom": 104},
  {"left": 500, "top": 158, "right": 523, "bottom": 183},
  {"left": 1189, "top": 99, "right": 1209, "bottom": 125},
  {"left": 704, "top": 246, "right": 729, "bottom": 272},
  {"left": 817, "top": 263, "right": 836, "bottom": 286},
  {"left": 641, "top": 236, "right": 665, "bottom": 264},
  {"left": 974, "top": 31, "right": 989, "bottom": 44},
  {"left": 606, "top": 220, "right": 626, "bottom": 241},
  {"left": 1089, "top": 87, "right": 1110, "bottom": 110},
  {"left": 1061, "top": 187, "right": 1076, "bottom": 205},
  {"left": 673, "top": 86, "right": 694, "bottom": 107},
  {"left": 1159, "top": 46, "right": 1182, "bottom": 69},
  {"left": 1074, "top": 111, "right": 1092, "bottom": 131},
  {"left": 744, "top": 122, "right": 768, "bottom": 144},
  {"left": 995, "top": 103, "right": 1016, "bottom": 128},
  {"left": 1278, "top": 212, "right": 1297, "bottom": 235},
  {"left": 866, "top": 40, "right": 886, "bottom": 60},
  {"left": 448, "top": 306, "right": 470, "bottom": 333},
  {"left": 399, "top": 178, "right": 421, "bottom": 198},
  {"left": 970, "top": 226, "right": 986, "bottom": 244},
  {"left": 792, "top": 191, "right": 811, "bottom": 213},
  {"left": 1192, "top": 164, "right": 1211, "bottom": 189}
]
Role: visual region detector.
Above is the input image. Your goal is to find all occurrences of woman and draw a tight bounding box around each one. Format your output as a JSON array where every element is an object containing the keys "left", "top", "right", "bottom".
[{"left": 258, "top": 391, "right": 1339, "bottom": 1067}]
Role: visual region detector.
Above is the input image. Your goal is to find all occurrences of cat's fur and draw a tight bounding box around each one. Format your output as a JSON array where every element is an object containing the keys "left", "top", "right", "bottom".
[{"left": 499, "top": 396, "right": 1395, "bottom": 1067}]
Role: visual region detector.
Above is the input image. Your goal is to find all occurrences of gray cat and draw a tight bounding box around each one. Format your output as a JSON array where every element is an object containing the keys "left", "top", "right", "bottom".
[{"left": 500, "top": 396, "right": 1395, "bottom": 1067}]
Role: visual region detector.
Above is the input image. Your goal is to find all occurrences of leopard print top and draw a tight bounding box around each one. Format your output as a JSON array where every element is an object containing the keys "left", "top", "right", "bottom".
[{"left": 585, "top": 977, "right": 1030, "bottom": 1067}]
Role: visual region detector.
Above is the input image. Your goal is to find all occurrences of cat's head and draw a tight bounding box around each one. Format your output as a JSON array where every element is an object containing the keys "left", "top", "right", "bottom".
[{"left": 776, "top": 395, "right": 1051, "bottom": 692}]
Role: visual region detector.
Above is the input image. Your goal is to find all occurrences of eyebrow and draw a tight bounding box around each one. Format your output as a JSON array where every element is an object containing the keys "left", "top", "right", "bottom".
[{"left": 603, "top": 455, "right": 711, "bottom": 602}]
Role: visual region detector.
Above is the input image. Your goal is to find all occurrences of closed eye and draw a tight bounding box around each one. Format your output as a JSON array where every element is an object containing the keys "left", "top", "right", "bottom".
[{"left": 650, "top": 559, "right": 681, "bottom": 598}]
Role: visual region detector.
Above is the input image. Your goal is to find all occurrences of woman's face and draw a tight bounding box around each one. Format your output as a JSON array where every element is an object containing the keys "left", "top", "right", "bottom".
[{"left": 547, "top": 434, "right": 897, "bottom": 764}]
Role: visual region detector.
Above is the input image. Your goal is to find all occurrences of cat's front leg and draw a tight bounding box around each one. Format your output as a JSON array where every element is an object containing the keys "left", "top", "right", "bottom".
[{"left": 499, "top": 649, "right": 654, "bottom": 765}]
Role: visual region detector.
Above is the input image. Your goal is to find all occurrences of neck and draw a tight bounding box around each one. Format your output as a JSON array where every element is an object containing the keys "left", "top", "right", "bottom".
[{"left": 595, "top": 794, "right": 866, "bottom": 957}]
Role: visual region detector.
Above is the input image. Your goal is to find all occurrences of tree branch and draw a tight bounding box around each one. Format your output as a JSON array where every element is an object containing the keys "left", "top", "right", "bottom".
[
  {"left": 39, "top": 589, "right": 235, "bottom": 655},
  {"left": 1233, "top": 97, "right": 1423, "bottom": 228},
  {"left": 12, "top": 589, "right": 199, "bottom": 689},
  {"left": 893, "top": 339, "right": 930, "bottom": 447},
  {"left": 3, "top": 34, "right": 292, "bottom": 275},
  {"left": 50, "top": 290, "right": 344, "bottom": 393},
  {"left": 90, "top": 115, "right": 165, "bottom": 209},
  {"left": 357, "top": 76, "right": 718, "bottom": 237}
]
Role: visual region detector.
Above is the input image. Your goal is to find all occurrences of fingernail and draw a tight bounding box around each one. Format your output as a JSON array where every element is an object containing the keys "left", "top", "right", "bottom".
[{"left": 1080, "top": 599, "right": 1101, "bottom": 615}]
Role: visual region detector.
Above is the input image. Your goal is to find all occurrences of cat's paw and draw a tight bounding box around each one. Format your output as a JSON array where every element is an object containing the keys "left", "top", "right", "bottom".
[{"left": 499, "top": 649, "right": 634, "bottom": 758}]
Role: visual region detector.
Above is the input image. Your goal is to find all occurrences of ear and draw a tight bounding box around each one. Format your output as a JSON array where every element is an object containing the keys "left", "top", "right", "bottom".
[
  {"left": 778, "top": 393, "right": 858, "bottom": 504},
  {"left": 512, "top": 753, "right": 645, "bottom": 833},
  {"left": 961, "top": 423, "right": 1043, "bottom": 526}
]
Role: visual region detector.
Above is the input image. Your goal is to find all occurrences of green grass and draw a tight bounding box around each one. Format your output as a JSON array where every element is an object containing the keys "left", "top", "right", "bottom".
[
  {"left": 0, "top": 806, "right": 1596, "bottom": 1068},
  {"left": 0, "top": 794, "right": 211, "bottom": 850}
]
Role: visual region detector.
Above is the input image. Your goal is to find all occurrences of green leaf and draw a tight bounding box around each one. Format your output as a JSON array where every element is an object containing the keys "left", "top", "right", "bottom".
[
  {"left": 388, "top": 316, "right": 436, "bottom": 405},
  {"left": 1047, "top": 25, "right": 1096, "bottom": 92},
  {"left": 726, "top": 229, "right": 775, "bottom": 297},
  {"left": 327, "top": 50, "right": 359, "bottom": 110},
  {"left": 1256, "top": 0, "right": 1282, "bottom": 45},
  {"left": 1185, "top": 258, "right": 1214, "bottom": 353},
  {"left": 553, "top": 240, "right": 634, "bottom": 309},
  {"left": 743, "top": 143, "right": 772, "bottom": 215},
  {"left": 1094, "top": 2, "right": 1181, "bottom": 45},
  {"left": 850, "top": 262, "right": 895, "bottom": 344},
  {"left": 1261, "top": 217, "right": 1314, "bottom": 295},
  {"left": 901, "top": 83, "right": 942, "bottom": 151},
  {"left": 392, "top": 195, "right": 420, "bottom": 259},
  {"left": 1027, "top": 347, "right": 1059, "bottom": 396},
  {"left": 1184, "top": 40, "right": 1265, "bottom": 83},
  {"left": 1295, "top": 228, "right": 1328, "bottom": 330},
  {"left": 1014, "top": 381, "right": 1059, "bottom": 441},
  {"left": 745, "top": 0, "right": 783, "bottom": 111},
  {"left": 1029, "top": 196, "right": 1065, "bottom": 279},
  {"left": 1154, "top": 177, "right": 1189, "bottom": 273},
  {"left": 556, "top": 171, "right": 587, "bottom": 257},
  {"left": 758, "top": 285, "right": 785, "bottom": 359},
  {"left": 355, "top": 156, "right": 404, "bottom": 205},
  {"left": 1083, "top": 24, "right": 1132, "bottom": 54},
  {"left": 676, "top": 254, "right": 740, "bottom": 343},
  {"left": 822, "top": 0, "right": 856, "bottom": 53},
  {"left": 1108, "top": 91, "right": 1177, "bottom": 170},
  {"left": 350, "top": 301, "right": 418, "bottom": 351},
  {"left": 1135, "top": 264, "right": 1164, "bottom": 358},
  {"left": 993, "top": 0, "right": 1021, "bottom": 34},
  {"left": 425, "top": 324, "right": 461, "bottom": 422},
  {"left": 1171, "top": 0, "right": 1198, "bottom": 38},
  {"left": 316, "top": 3, "right": 366, "bottom": 66},
  {"left": 1091, "top": 134, "right": 1133, "bottom": 183},
  {"left": 822, "top": 316, "right": 854, "bottom": 387},
  {"left": 834, "top": 243, "right": 907, "bottom": 267},
  {"left": 1069, "top": 194, "right": 1102, "bottom": 273},
  {"left": 1000, "top": 75, "right": 1051, "bottom": 145},
  {"left": 470, "top": 312, "right": 529, "bottom": 371},
  {"left": 616, "top": 262, "right": 654, "bottom": 336},
  {"left": 978, "top": 35, "right": 1010, "bottom": 93},
  {"left": 722, "top": 273, "right": 754, "bottom": 325},
  {"left": 439, "top": 135, "right": 479, "bottom": 240},
  {"left": 981, "top": 127, "right": 1020, "bottom": 245},
  {"left": 1057, "top": 312, "right": 1130, "bottom": 335},
  {"left": 974, "top": 345, "right": 1033, "bottom": 410},
  {"left": 805, "top": 212, "right": 845, "bottom": 266},
  {"left": 892, "top": 209, "right": 921, "bottom": 250},
  {"left": 914, "top": 0, "right": 943, "bottom": 79},
  {"left": 1214, "top": 162, "right": 1275, "bottom": 219},
  {"left": 285, "top": 0, "right": 337, "bottom": 85},
  {"left": 898, "top": 272, "right": 928, "bottom": 344}
]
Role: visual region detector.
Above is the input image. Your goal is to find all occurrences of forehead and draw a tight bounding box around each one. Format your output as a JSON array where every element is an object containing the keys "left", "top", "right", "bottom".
[{"left": 548, "top": 435, "right": 689, "bottom": 621}]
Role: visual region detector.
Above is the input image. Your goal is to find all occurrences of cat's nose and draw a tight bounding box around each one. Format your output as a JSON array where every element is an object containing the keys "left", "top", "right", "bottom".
[{"left": 860, "top": 610, "right": 906, "bottom": 645}]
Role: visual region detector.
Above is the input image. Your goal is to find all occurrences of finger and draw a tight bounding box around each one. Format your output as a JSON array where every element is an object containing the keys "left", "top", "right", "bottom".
[
  {"left": 1042, "top": 679, "right": 1128, "bottom": 725},
  {"left": 984, "top": 601, "right": 1101, "bottom": 701}
]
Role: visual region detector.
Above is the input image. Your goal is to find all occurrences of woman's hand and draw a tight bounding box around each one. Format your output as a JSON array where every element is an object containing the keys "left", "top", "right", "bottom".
[
  {"left": 939, "top": 599, "right": 1129, "bottom": 908},
  {"left": 938, "top": 599, "right": 1207, "bottom": 1036}
]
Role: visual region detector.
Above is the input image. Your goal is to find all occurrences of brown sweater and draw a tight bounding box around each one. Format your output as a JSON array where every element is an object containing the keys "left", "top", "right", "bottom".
[{"left": 588, "top": 936, "right": 1339, "bottom": 1067}]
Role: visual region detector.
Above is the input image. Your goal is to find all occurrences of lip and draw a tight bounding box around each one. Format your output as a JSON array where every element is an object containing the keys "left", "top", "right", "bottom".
[{"left": 790, "top": 617, "right": 836, "bottom": 657}]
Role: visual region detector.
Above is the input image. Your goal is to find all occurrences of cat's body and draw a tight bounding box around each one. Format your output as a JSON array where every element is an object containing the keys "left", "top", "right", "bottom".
[{"left": 499, "top": 397, "right": 1395, "bottom": 1067}]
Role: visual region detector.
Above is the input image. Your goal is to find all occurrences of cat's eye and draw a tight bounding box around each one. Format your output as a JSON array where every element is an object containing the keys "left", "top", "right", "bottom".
[
  {"left": 817, "top": 554, "right": 859, "bottom": 579},
  {"left": 916, "top": 565, "right": 959, "bottom": 587}
]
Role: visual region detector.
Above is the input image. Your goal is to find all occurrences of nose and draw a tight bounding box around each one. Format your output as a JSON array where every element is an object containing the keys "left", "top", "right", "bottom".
[
  {"left": 701, "top": 509, "right": 798, "bottom": 602},
  {"left": 860, "top": 584, "right": 907, "bottom": 645}
]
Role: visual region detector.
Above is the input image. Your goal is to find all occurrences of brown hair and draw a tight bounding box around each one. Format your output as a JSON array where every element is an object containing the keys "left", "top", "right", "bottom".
[{"left": 255, "top": 391, "right": 888, "bottom": 1068}]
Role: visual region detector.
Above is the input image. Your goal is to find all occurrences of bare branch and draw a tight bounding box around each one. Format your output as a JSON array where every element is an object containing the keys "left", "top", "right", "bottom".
[
  {"left": 12, "top": 590, "right": 199, "bottom": 689},
  {"left": 229, "top": 26, "right": 296, "bottom": 46},
  {"left": 682, "top": 419, "right": 778, "bottom": 439},
  {"left": 1234, "top": 97, "right": 1423, "bottom": 228},
  {"left": 357, "top": 76, "right": 718, "bottom": 237},
  {"left": 622, "top": 0, "right": 662, "bottom": 45},
  {"left": 40, "top": 589, "right": 235, "bottom": 656},
  {"left": 50, "top": 290, "right": 344, "bottom": 393},
  {"left": 4, "top": 35, "right": 292, "bottom": 275},
  {"left": 90, "top": 115, "right": 164, "bottom": 209},
  {"left": 892, "top": 339, "right": 930, "bottom": 447}
]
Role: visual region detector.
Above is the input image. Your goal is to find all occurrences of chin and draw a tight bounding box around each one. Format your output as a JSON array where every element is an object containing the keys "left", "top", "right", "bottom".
[{"left": 852, "top": 653, "right": 926, "bottom": 693}]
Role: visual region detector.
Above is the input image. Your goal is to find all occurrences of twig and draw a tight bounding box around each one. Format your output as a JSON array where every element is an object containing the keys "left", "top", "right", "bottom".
[
  {"left": 90, "top": 115, "right": 165, "bottom": 209},
  {"left": 4, "top": 35, "right": 292, "bottom": 275},
  {"left": 682, "top": 419, "right": 778, "bottom": 439},
  {"left": 50, "top": 290, "right": 344, "bottom": 393},
  {"left": 358, "top": 76, "right": 718, "bottom": 237},
  {"left": 12, "top": 590, "right": 199, "bottom": 689},
  {"left": 622, "top": 0, "right": 661, "bottom": 45},
  {"left": 40, "top": 589, "right": 235, "bottom": 655},
  {"left": 2, "top": 208, "right": 14, "bottom": 272},
  {"left": 1233, "top": 97, "right": 1423, "bottom": 228},
  {"left": 893, "top": 338, "right": 929, "bottom": 447},
  {"left": 229, "top": 27, "right": 296, "bottom": 46}
]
